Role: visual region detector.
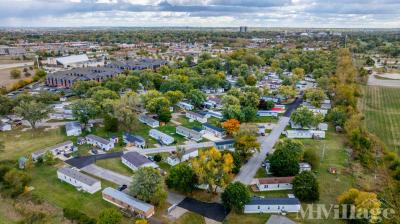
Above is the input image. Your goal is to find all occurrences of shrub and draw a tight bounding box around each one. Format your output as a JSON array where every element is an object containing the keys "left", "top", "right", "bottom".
[{"left": 63, "top": 208, "right": 96, "bottom": 224}]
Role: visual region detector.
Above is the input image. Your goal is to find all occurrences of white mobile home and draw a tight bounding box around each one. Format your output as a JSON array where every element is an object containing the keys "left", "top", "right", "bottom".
[
  {"left": 32, "top": 141, "right": 75, "bottom": 161},
  {"left": 202, "top": 123, "right": 226, "bottom": 138},
  {"left": 121, "top": 151, "right": 158, "bottom": 171},
  {"left": 139, "top": 114, "right": 159, "bottom": 128},
  {"left": 57, "top": 167, "right": 101, "bottom": 194},
  {"left": 177, "top": 101, "right": 194, "bottom": 111},
  {"left": 149, "top": 129, "right": 175, "bottom": 145},
  {"left": 102, "top": 187, "right": 155, "bottom": 218},
  {"left": 214, "top": 139, "right": 235, "bottom": 151},
  {"left": 285, "top": 130, "right": 325, "bottom": 139},
  {"left": 0, "top": 122, "right": 11, "bottom": 131},
  {"left": 257, "top": 110, "right": 279, "bottom": 117},
  {"left": 123, "top": 132, "right": 146, "bottom": 148},
  {"left": 166, "top": 148, "right": 199, "bottom": 166},
  {"left": 176, "top": 126, "right": 203, "bottom": 142},
  {"left": 86, "top": 134, "right": 115, "bottom": 151},
  {"left": 186, "top": 111, "right": 208, "bottom": 123},
  {"left": 256, "top": 177, "right": 294, "bottom": 191},
  {"left": 244, "top": 197, "right": 301, "bottom": 214}
]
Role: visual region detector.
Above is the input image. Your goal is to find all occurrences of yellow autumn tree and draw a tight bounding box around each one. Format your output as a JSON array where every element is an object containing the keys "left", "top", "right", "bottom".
[
  {"left": 134, "top": 219, "right": 149, "bottom": 224},
  {"left": 337, "top": 188, "right": 381, "bottom": 223},
  {"left": 191, "top": 147, "right": 234, "bottom": 194},
  {"left": 222, "top": 118, "right": 241, "bottom": 135}
]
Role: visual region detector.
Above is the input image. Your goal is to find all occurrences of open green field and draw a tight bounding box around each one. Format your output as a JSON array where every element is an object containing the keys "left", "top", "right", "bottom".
[
  {"left": 0, "top": 127, "right": 68, "bottom": 161},
  {"left": 359, "top": 85, "right": 400, "bottom": 152}
]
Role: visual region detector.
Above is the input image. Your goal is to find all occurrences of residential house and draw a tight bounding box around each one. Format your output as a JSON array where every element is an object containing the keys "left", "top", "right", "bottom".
[
  {"left": 244, "top": 197, "right": 301, "bottom": 214},
  {"left": 123, "top": 133, "right": 145, "bottom": 148},
  {"left": 176, "top": 126, "right": 203, "bottom": 142},
  {"left": 149, "top": 129, "right": 175, "bottom": 145},
  {"left": 32, "top": 141, "right": 75, "bottom": 161},
  {"left": 206, "top": 110, "right": 223, "bottom": 119},
  {"left": 177, "top": 101, "right": 194, "bottom": 111},
  {"left": 86, "top": 134, "right": 115, "bottom": 151},
  {"left": 65, "top": 122, "right": 82, "bottom": 136},
  {"left": 121, "top": 151, "right": 158, "bottom": 171},
  {"left": 102, "top": 187, "right": 155, "bottom": 218},
  {"left": 285, "top": 130, "right": 325, "bottom": 139},
  {"left": 202, "top": 123, "right": 226, "bottom": 138},
  {"left": 139, "top": 114, "right": 159, "bottom": 128},
  {"left": 166, "top": 148, "right": 199, "bottom": 166},
  {"left": 186, "top": 111, "right": 208, "bottom": 123},
  {"left": 256, "top": 177, "right": 294, "bottom": 191},
  {"left": 257, "top": 110, "right": 279, "bottom": 117},
  {"left": 302, "top": 102, "right": 328, "bottom": 116},
  {"left": 214, "top": 139, "right": 235, "bottom": 151},
  {"left": 261, "top": 96, "right": 280, "bottom": 103},
  {"left": 290, "top": 121, "right": 328, "bottom": 131},
  {"left": 204, "top": 96, "right": 223, "bottom": 109},
  {"left": 57, "top": 167, "right": 101, "bottom": 194}
]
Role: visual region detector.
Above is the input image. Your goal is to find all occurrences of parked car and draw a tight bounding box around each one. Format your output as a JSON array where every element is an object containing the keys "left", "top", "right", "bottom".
[{"left": 118, "top": 184, "right": 128, "bottom": 191}]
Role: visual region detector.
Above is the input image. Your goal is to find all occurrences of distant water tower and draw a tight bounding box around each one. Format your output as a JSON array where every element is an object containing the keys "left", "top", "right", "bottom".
[{"left": 239, "top": 26, "right": 248, "bottom": 33}]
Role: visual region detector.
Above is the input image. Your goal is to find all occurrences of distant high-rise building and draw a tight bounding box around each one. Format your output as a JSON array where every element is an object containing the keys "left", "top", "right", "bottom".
[{"left": 239, "top": 26, "right": 248, "bottom": 33}]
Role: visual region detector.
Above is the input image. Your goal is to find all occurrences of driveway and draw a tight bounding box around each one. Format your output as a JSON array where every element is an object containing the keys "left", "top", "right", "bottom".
[
  {"left": 177, "top": 197, "right": 229, "bottom": 222},
  {"left": 81, "top": 164, "right": 132, "bottom": 186}
]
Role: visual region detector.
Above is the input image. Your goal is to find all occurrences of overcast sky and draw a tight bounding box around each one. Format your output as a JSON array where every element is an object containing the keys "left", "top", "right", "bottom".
[{"left": 1, "top": 0, "right": 399, "bottom": 28}]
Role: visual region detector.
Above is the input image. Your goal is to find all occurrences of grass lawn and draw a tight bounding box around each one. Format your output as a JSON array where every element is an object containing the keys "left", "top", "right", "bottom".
[
  {"left": 29, "top": 163, "right": 119, "bottom": 219},
  {"left": 253, "top": 116, "right": 279, "bottom": 123},
  {"left": 174, "top": 212, "right": 205, "bottom": 224},
  {"left": 254, "top": 167, "right": 267, "bottom": 178},
  {"left": 157, "top": 124, "right": 186, "bottom": 145},
  {"left": 359, "top": 85, "right": 400, "bottom": 152},
  {"left": 295, "top": 130, "right": 354, "bottom": 224},
  {"left": 0, "top": 127, "right": 68, "bottom": 161},
  {"left": 95, "top": 157, "right": 133, "bottom": 177},
  {"left": 224, "top": 212, "right": 270, "bottom": 224}
]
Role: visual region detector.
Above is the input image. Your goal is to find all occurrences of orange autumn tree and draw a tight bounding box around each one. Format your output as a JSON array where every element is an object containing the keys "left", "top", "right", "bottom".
[
  {"left": 222, "top": 119, "right": 241, "bottom": 135},
  {"left": 191, "top": 147, "right": 234, "bottom": 194}
]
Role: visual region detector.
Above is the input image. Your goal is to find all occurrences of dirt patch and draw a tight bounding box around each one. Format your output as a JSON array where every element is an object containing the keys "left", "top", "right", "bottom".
[{"left": 0, "top": 66, "right": 33, "bottom": 88}]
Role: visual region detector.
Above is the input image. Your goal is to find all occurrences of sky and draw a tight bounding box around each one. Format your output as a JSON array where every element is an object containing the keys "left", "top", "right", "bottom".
[{"left": 0, "top": 0, "right": 399, "bottom": 28}]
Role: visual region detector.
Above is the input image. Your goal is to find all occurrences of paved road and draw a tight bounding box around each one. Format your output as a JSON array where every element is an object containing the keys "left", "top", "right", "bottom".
[
  {"left": 128, "top": 141, "right": 215, "bottom": 155},
  {"left": 234, "top": 116, "right": 290, "bottom": 184},
  {"left": 0, "top": 61, "right": 33, "bottom": 70},
  {"left": 81, "top": 164, "right": 132, "bottom": 186},
  {"left": 234, "top": 97, "right": 302, "bottom": 185}
]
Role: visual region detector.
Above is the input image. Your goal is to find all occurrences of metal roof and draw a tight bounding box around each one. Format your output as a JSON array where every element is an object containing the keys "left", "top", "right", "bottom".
[
  {"left": 247, "top": 197, "right": 300, "bottom": 206},
  {"left": 102, "top": 187, "right": 154, "bottom": 212},
  {"left": 56, "top": 54, "right": 89, "bottom": 65},
  {"left": 203, "top": 123, "right": 225, "bottom": 133},
  {"left": 122, "top": 151, "right": 152, "bottom": 167},
  {"left": 86, "top": 134, "right": 110, "bottom": 145},
  {"left": 58, "top": 167, "right": 99, "bottom": 186}
]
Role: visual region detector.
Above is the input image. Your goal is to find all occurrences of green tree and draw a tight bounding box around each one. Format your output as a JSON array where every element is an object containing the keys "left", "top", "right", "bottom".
[
  {"left": 269, "top": 147, "right": 300, "bottom": 177},
  {"left": 91, "top": 89, "right": 119, "bottom": 103},
  {"left": 15, "top": 100, "right": 51, "bottom": 129},
  {"left": 303, "top": 148, "right": 319, "bottom": 170},
  {"left": 71, "top": 80, "right": 99, "bottom": 97},
  {"left": 3, "top": 169, "right": 31, "bottom": 197},
  {"left": 124, "top": 75, "right": 140, "bottom": 91},
  {"left": 293, "top": 171, "right": 319, "bottom": 202},
  {"left": 97, "top": 208, "right": 122, "bottom": 224},
  {"left": 166, "top": 163, "right": 197, "bottom": 193},
  {"left": 165, "top": 90, "right": 184, "bottom": 105},
  {"left": 304, "top": 88, "right": 326, "bottom": 107},
  {"left": 130, "top": 167, "right": 167, "bottom": 205},
  {"left": 158, "top": 107, "right": 172, "bottom": 122},
  {"left": 291, "top": 106, "right": 323, "bottom": 128},
  {"left": 221, "top": 182, "right": 251, "bottom": 212},
  {"left": 72, "top": 99, "right": 99, "bottom": 128},
  {"left": 275, "top": 138, "right": 304, "bottom": 160},
  {"left": 245, "top": 74, "right": 257, "bottom": 86},
  {"left": 186, "top": 89, "right": 206, "bottom": 108},
  {"left": 278, "top": 85, "right": 296, "bottom": 99},
  {"left": 327, "top": 107, "right": 347, "bottom": 127}
]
